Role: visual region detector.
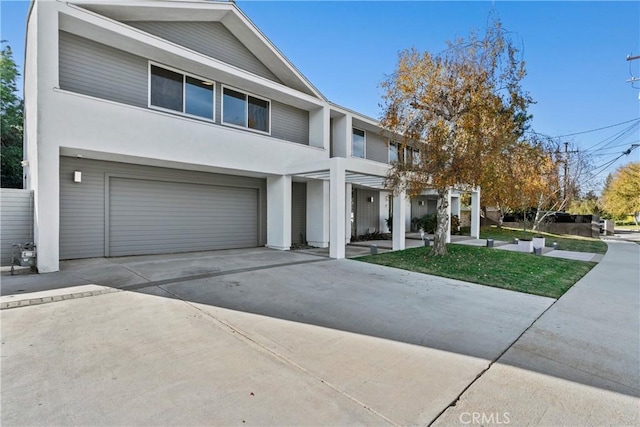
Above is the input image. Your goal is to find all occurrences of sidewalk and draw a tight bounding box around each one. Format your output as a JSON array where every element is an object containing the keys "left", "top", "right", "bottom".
[{"left": 434, "top": 239, "right": 640, "bottom": 425}]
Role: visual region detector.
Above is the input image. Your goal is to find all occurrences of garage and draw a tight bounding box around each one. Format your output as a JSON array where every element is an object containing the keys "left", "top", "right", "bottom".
[
  {"left": 59, "top": 157, "right": 265, "bottom": 260},
  {"left": 108, "top": 178, "right": 258, "bottom": 257}
]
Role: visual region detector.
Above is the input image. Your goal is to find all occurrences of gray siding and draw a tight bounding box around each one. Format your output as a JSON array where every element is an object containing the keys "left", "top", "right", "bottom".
[
  {"left": 60, "top": 157, "right": 267, "bottom": 260},
  {"left": 411, "top": 196, "right": 430, "bottom": 219},
  {"left": 291, "top": 182, "right": 307, "bottom": 244},
  {"left": 366, "top": 131, "right": 388, "bottom": 163},
  {"left": 59, "top": 32, "right": 309, "bottom": 145},
  {"left": 59, "top": 31, "right": 148, "bottom": 108},
  {"left": 0, "top": 189, "right": 34, "bottom": 266},
  {"left": 271, "top": 101, "right": 309, "bottom": 145},
  {"left": 127, "top": 21, "right": 280, "bottom": 82},
  {"left": 353, "top": 189, "right": 380, "bottom": 237}
]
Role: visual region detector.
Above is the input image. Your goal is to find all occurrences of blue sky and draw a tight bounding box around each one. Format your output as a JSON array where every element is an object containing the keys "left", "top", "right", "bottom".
[{"left": 1, "top": 0, "right": 639, "bottom": 191}]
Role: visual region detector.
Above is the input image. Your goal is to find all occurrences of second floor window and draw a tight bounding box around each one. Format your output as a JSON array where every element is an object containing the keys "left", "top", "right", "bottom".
[
  {"left": 352, "top": 128, "right": 365, "bottom": 158},
  {"left": 389, "top": 143, "right": 399, "bottom": 163},
  {"left": 149, "top": 64, "right": 214, "bottom": 120},
  {"left": 222, "top": 87, "right": 270, "bottom": 133}
]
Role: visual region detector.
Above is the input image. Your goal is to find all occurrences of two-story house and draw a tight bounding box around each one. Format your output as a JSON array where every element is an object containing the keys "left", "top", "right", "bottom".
[{"left": 23, "top": 0, "right": 481, "bottom": 273}]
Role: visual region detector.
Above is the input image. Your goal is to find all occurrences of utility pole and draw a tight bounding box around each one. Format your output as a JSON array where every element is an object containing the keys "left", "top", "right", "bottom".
[
  {"left": 627, "top": 54, "right": 640, "bottom": 99},
  {"left": 564, "top": 142, "right": 569, "bottom": 201}
]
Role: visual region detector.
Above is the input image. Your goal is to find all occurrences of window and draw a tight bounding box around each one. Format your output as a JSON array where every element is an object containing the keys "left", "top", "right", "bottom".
[
  {"left": 352, "top": 128, "right": 365, "bottom": 158},
  {"left": 149, "top": 64, "right": 214, "bottom": 120},
  {"left": 389, "top": 142, "right": 399, "bottom": 163},
  {"left": 401, "top": 147, "right": 420, "bottom": 166},
  {"left": 222, "top": 86, "right": 270, "bottom": 133}
]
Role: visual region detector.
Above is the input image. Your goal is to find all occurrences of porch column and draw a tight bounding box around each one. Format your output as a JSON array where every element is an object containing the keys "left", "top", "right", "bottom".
[
  {"left": 451, "top": 194, "right": 461, "bottom": 235},
  {"left": 306, "top": 180, "right": 329, "bottom": 248},
  {"left": 329, "top": 159, "right": 346, "bottom": 259},
  {"left": 266, "top": 175, "right": 292, "bottom": 250},
  {"left": 345, "top": 182, "right": 352, "bottom": 243},
  {"left": 392, "top": 191, "right": 406, "bottom": 251},
  {"left": 446, "top": 189, "right": 452, "bottom": 243},
  {"left": 34, "top": 144, "right": 60, "bottom": 273},
  {"left": 471, "top": 187, "right": 481, "bottom": 239}
]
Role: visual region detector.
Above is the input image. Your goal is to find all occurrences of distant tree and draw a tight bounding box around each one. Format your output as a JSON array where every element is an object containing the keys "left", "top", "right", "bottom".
[
  {"left": 1, "top": 43, "right": 24, "bottom": 188},
  {"left": 568, "top": 191, "right": 601, "bottom": 216},
  {"left": 380, "top": 18, "right": 532, "bottom": 255},
  {"left": 601, "top": 162, "right": 640, "bottom": 225}
]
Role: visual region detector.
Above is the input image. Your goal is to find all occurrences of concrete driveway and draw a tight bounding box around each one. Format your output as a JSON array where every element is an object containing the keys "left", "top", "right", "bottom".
[
  {"left": 1, "top": 248, "right": 554, "bottom": 426},
  {"left": 2, "top": 243, "right": 637, "bottom": 426}
]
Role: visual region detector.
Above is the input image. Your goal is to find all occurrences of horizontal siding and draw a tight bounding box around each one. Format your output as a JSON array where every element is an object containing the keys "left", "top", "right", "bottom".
[
  {"left": 127, "top": 21, "right": 280, "bottom": 83},
  {"left": 59, "top": 31, "right": 310, "bottom": 146},
  {"left": 366, "top": 131, "right": 388, "bottom": 163},
  {"left": 291, "top": 182, "right": 307, "bottom": 244},
  {"left": 0, "top": 189, "right": 34, "bottom": 266},
  {"left": 271, "top": 101, "right": 309, "bottom": 145},
  {"left": 60, "top": 157, "right": 267, "bottom": 260},
  {"left": 59, "top": 31, "right": 148, "bottom": 108}
]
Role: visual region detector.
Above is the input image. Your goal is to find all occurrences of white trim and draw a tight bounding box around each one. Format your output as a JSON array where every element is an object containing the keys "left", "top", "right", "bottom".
[
  {"left": 148, "top": 61, "right": 216, "bottom": 122},
  {"left": 221, "top": 84, "right": 272, "bottom": 136},
  {"left": 351, "top": 127, "right": 366, "bottom": 159}
]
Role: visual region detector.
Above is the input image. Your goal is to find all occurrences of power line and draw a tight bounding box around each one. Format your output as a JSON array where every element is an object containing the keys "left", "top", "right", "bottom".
[{"left": 550, "top": 117, "right": 640, "bottom": 139}]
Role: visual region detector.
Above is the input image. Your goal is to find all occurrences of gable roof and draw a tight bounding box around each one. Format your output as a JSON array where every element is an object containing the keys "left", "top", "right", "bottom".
[{"left": 72, "top": 0, "right": 325, "bottom": 100}]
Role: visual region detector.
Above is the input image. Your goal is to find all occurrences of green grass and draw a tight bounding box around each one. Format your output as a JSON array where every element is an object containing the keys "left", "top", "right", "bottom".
[
  {"left": 356, "top": 244, "right": 596, "bottom": 299},
  {"left": 479, "top": 226, "right": 607, "bottom": 254},
  {"left": 614, "top": 225, "right": 640, "bottom": 231}
]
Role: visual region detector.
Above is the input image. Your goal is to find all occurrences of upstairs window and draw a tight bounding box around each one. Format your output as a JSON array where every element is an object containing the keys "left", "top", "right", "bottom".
[
  {"left": 389, "top": 142, "right": 400, "bottom": 163},
  {"left": 222, "top": 86, "right": 270, "bottom": 133},
  {"left": 352, "top": 128, "right": 365, "bottom": 158},
  {"left": 149, "top": 64, "right": 214, "bottom": 120}
]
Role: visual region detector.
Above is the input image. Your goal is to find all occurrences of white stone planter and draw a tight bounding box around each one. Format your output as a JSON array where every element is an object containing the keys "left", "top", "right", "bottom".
[
  {"left": 532, "top": 237, "right": 546, "bottom": 250},
  {"left": 518, "top": 239, "right": 533, "bottom": 253}
]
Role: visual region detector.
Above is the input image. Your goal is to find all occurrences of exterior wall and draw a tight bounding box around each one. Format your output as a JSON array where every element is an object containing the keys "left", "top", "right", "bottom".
[
  {"left": 291, "top": 182, "right": 307, "bottom": 244},
  {"left": 59, "top": 31, "right": 148, "bottom": 108},
  {"left": 59, "top": 157, "right": 267, "bottom": 259},
  {"left": 271, "top": 101, "right": 309, "bottom": 145},
  {"left": 411, "top": 196, "right": 430, "bottom": 219},
  {"left": 365, "top": 131, "right": 388, "bottom": 163},
  {"left": 0, "top": 190, "right": 34, "bottom": 266},
  {"left": 58, "top": 31, "right": 310, "bottom": 145},
  {"left": 127, "top": 21, "right": 281, "bottom": 83},
  {"left": 353, "top": 188, "right": 380, "bottom": 237}
]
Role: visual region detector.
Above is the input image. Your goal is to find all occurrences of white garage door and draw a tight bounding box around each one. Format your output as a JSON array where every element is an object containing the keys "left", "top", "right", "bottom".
[{"left": 109, "top": 177, "right": 258, "bottom": 257}]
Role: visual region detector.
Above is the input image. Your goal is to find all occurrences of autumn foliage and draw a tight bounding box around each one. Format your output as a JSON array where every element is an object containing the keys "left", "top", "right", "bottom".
[
  {"left": 380, "top": 19, "right": 533, "bottom": 255},
  {"left": 601, "top": 162, "right": 640, "bottom": 225}
]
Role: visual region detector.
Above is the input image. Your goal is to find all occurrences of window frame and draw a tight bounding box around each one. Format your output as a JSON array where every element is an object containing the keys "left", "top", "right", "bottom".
[
  {"left": 148, "top": 61, "right": 216, "bottom": 122},
  {"left": 352, "top": 127, "right": 366, "bottom": 159},
  {"left": 221, "top": 84, "right": 272, "bottom": 135},
  {"left": 388, "top": 141, "right": 400, "bottom": 163}
]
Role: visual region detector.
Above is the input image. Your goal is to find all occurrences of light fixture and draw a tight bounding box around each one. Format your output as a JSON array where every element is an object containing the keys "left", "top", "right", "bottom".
[
  {"left": 367, "top": 196, "right": 374, "bottom": 203},
  {"left": 418, "top": 200, "right": 425, "bottom": 206},
  {"left": 74, "top": 171, "right": 82, "bottom": 183}
]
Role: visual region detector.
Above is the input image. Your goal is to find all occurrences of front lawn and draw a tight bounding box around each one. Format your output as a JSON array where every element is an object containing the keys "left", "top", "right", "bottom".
[
  {"left": 356, "top": 244, "right": 596, "bottom": 299},
  {"left": 479, "top": 226, "right": 607, "bottom": 254}
]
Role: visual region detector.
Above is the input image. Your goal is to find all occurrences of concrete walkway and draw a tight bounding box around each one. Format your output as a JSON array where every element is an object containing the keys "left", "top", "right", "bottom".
[{"left": 434, "top": 239, "right": 640, "bottom": 425}]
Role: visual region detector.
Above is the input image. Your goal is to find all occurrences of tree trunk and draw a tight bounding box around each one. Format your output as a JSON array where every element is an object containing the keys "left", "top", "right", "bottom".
[{"left": 430, "top": 188, "right": 449, "bottom": 256}]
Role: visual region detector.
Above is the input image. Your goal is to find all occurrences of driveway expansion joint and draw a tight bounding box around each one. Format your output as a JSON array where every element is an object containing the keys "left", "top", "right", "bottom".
[
  {"left": 156, "top": 283, "right": 400, "bottom": 427},
  {"left": 427, "top": 295, "right": 560, "bottom": 426}
]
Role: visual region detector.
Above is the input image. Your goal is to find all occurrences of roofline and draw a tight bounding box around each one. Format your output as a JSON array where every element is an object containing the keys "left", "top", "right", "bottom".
[{"left": 228, "top": 1, "right": 326, "bottom": 101}]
